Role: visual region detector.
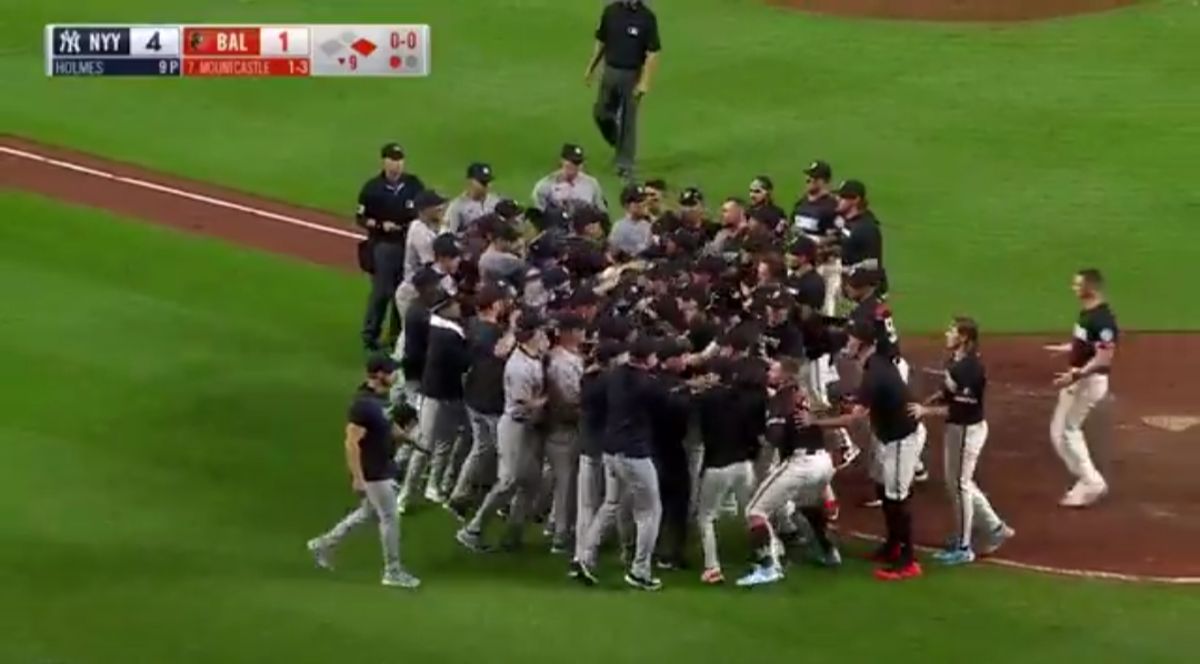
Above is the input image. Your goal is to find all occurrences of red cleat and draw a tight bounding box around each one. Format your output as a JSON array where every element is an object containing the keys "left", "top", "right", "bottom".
[
  {"left": 866, "top": 542, "right": 901, "bottom": 564},
  {"left": 824, "top": 499, "right": 840, "bottom": 522},
  {"left": 874, "top": 561, "right": 923, "bottom": 581}
]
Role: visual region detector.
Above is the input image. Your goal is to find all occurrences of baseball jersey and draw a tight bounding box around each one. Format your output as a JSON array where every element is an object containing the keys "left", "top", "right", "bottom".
[
  {"left": 463, "top": 318, "right": 506, "bottom": 416},
  {"left": 580, "top": 367, "right": 611, "bottom": 458},
  {"left": 857, "top": 352, "right": 918, "bottom": 443},
  {"left": 546, "top": 346, "right": 585, "bottom": 428},
  {"left": 849, "top": 292, "right": 902, "bottom": 359},
  {"left": 1069, "top": 303, "right": 1119, "bottom": 373},
  {"left": 942, "top": 353, "right": 986, "bottom": 425},
  {"left": 348, "top": 384, "right": 397, "bottom": 482},
  {"left": 443, "top": 192, "right": 501, "bottom": 235},
  {"left": 766, "top": 384, "right": 825, "bottom": 458},
  {"left": 608, "top": 216, "right": 654, "bottom": 257},
  {"left": 403, "top": 220, "right": 439, "bottom": 283},
  {"left": 839, "top": 209, "right": 883, "bottom": 272},
  {"left": 763, "top": 319, "right": 804, "bottom": 359},
  {"left": 792, "top": 192, "right": 838, "bottom": 237},
  {"left": 787, "top": 269, "right": 826, "bottom": 312},
  {"left": 532, "top": 171, "right": 607, "bottom": 212},
  {"left": 503, "top": 347, "right": 546, "bottom": 422}
]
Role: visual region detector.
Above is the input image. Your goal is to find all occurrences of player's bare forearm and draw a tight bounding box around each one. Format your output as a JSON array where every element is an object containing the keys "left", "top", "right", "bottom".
[
  {"left": 1077, "top": 347, "right": 1115, "bottom": 378},
  {"left": 810, "top": 405, "right": 866, "bottom": 429},
  {"left": 344, "top": 425, "right": 366, "bottom": 487},
  {"left": 585, "top": 42, "right": 604, "bottom": 77},
  {"left": 637, "top": 52, "right": 659, "bottom": 90}
]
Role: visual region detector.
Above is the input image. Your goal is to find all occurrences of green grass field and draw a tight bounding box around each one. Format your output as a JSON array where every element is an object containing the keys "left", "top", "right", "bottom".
[
  {"left": 4, "top": 1, "right": 1200, "bottom": 661},
  {"left": 3, "top": 192, "right": 1199, "bottom": 663},
  {"left": 3, "top": 1, "right": 1200, "bottom": 330}
]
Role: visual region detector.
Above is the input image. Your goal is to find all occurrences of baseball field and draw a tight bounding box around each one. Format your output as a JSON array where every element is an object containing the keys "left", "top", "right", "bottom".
[{"left": 3, "top": 1, "right": 1200, "bottom": 662}]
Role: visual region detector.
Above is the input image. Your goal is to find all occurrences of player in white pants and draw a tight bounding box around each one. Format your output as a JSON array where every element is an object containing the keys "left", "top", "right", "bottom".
[
  {"left": 909, "top": 317, "right": 1013, "bottom": 565},
  {"left": 1045, "top": 269, "right": 1119, "bottom": 508}
]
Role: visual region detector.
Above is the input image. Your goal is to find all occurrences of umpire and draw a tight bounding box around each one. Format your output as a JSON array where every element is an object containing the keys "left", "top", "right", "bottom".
[
  {"left": 356, "top": 142, "right": 425, "bottom": 351},
  {"left": 585, "top": 0, "right": 662, "bottom": 181}
]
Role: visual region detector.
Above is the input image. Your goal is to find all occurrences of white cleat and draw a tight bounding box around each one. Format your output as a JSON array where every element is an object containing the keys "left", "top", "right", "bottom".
[
  {"left": 1060, "top": 480, "right": 1106, "bottom": 508},
  {"left": 381, "top": 569, "right": 422, "bottom": 589},
  {"left": 978, "top": 524, "right": 1015, "bottom": 556},
  {"left": 424, "top": 486, "right": 446, "bottom": 504},
  {"left": 306, "top": 538, "right": 334, "bottom": 571},
  {"left": 736, "top": 564, "right": 785, "bottom": 587},
  {"left": 837, "top": 443, "right": 861, "bottom": 469}
]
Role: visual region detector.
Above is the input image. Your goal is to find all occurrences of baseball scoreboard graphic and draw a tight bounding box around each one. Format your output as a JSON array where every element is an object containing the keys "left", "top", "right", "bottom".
[{"left": 45, "top": 24, "right": 431, "bottom": 77}]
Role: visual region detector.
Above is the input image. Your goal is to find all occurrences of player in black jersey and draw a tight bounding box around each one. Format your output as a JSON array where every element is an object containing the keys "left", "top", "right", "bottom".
[
  {"left": 908, "top": 317, "right": 1013, "bottom": 565},
  {"left": 844, "top": 270, "right": 906, "bottom": 378},
  {"left": 1044, "top": 268, "right": 1118, "bottom": 508},
  {"left": 736, "top": 357, "right": 840, "bottom": 587}
]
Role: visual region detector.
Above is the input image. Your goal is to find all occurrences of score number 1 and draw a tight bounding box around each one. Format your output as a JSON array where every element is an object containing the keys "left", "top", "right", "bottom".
[{"left": 260, "top": 27, "right": 310, "bottom": 57}]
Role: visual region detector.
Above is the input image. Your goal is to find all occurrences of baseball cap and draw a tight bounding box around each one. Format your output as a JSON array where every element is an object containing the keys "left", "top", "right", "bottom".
[
  {"left": 561, "top": 143, "right": 586, "bottom": 164},
  {"left": 620, "top": 183, "right": 647, "bottom": 206},
  {"left": 836, "top": 179, "right": 867, "bottom": 199},
  {"left": 750, "top": 175, "right": 774, "bottom": 192},
  {"left": 644, "top": 178, "right": 667, "bottom": 192},
  {"left": 494, "top": 198, "right": 522, "bottom": 220},
  {"left": 467, "top": 162, "right": 494, "bottom": 184},
  {"left": 679, "top": 187, "right": 704, "bottom": 207},
  {"left": 541, "top": 265, "right": 571, "bottom": 290},
  {"left": 414, "top": 189, "right": 448, "bottom": 211},
  {"left": 380, "top": 142, "right": 405, "bottom": 159},
  {"left": 789, "top": 235, "right": 818, "bottom": 261},
  {"left": 805, "top": 160, "right": 833, "bottom": 181},
  {"left": 766, "top": 289, "right": 794, "bottom": 310},
  {"left": 629, "top": 336, "right": 659, "bottom": 361},
  {"left": 570, "top": 287, "right": 600, "bottom": 308},
  {"left": 365, "top": 351, "right": 400, "bottom": 374},
  {"left": 595, "top": 339, "right": 626, "bottom": 363},
  {"left": 432, "top": 233, "right": 461, "bottom": 259},
  {"left": 429, "top": 290, "right": 458, "bottom": 314},
  {"left": 516, "top": 309, "right": 547, "bottom": 333},
  {"left": 493, "top": 222, "right": 521, "bottom": 242},
  {"left": 572, "top": 205, "right": 606, "bottom": 232},
  {"left": 657, "top": 337, "right": 690, "bottom": 360},
  {"left": 412, "top": 266, "right": 442, "bottom": 290}
]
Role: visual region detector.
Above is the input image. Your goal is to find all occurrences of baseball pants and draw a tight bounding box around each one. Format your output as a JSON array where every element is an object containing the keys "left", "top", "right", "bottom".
[
  {"left": 683, "top": 414, "right": 705, "bottom": 517},
  {"left": 943, "top": 422, "right": 1004, "bottom": 549},
  {"left": 362, "top": 241, "right": 405, "bottom": 350},
  {"left": 313, "top": 480, "right": 403, "bottom": 577},
  {"left": 465, "top": 415, "right": 543, "bottom": 542},
  {"left": 399, "top": 397, "right": 466, "bottom": 506},
  {"left": 818, "top": 259, "right": 842, "bottom": 317},
  {"left": 544, "top": 428, "right": 581, "bottom": 548},
  {"left": 449, "top": 408, "right": 500, "bottom": 504},
  {"left": 576, "top": 453, "right": 636, "bottom": 566},
  {"left": 594, "top": 65, "right": 641, "bottom": 172},
  {"left": 1050, "top": 375, "right": 1108, "bottom": 487},
  {"left": 870, "top": 424, "right": 927, "bottom": 501},
  {"left": 696, "top": 460, "right": 755, "bottom": 572},
  {"left": 579, "top": 453, "right": 661, "bottom": 579}
]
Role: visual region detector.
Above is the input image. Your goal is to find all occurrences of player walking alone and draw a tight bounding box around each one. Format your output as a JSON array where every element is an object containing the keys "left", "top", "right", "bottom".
[
  {"left": 585, "top": 0, "right": 661, "bottom": 181},
  {"left": 1045, "top": 269, "right": 1118, "bottom": 508},
  {"left": 908, "top": 317, "right": 1014, "bottom": 564},
  {"left": 307, "top": 353, "right": 420, "bottom": 589}
]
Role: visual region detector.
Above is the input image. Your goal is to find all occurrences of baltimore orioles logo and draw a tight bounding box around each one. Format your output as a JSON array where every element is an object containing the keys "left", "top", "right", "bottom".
[{"left": 189, "top": 32, "right": 204, "bottom": 50}]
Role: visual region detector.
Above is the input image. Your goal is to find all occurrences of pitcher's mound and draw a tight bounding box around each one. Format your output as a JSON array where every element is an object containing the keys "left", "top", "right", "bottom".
[{"left": 771, "top": 0, "right": 1136, "bottom": 22}]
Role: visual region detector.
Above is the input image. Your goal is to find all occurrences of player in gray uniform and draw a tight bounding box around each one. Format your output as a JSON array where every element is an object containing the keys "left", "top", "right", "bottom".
[
  {"left": 544, "top": 313, "right": 587, "bottom": 553},
  {"left": 532, "top": 144, "right": 607, "bottom": 213},
  {"left": 443, "top": 162, "right": 501, "bottom": 235},
  {"left": 456, "top": 314, "right": 550, "bottom": 551},
  {"left": 607, "top": 183, "right": 653, "bottom": 258}
]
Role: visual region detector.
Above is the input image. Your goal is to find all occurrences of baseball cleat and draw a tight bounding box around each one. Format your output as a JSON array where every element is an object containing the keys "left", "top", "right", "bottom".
[
  {"left": 874, "top": 561, "right": 923, "bottom": 581},
  {"left": 913, "top": 466, "right": 930, "bottom": 483},
  {"left": 455, "top": 528, "right": 489, "bottom": 553},
  {"left": 978, "top": 524, "right": 1016, "bottom": 556},
  {"left": 624, "top": 572, "right": 663, "bottom": 591},
  {"left": 812, "top": 545, "right": 843, "bottom": 568},
  {"left": 444, "top": 499, "right": 470, "bottom": 523},
  {"left": 736, "top": 564, "right": 785, "bottom": 587},
  {"left": 933, "top": 547, "right": 976, "bottom": 566},
  {"left": 306, "top": 538, "right": 335, "bottom": 571},
  {"left": 701, "top": 567, "right": 725, "bottom": 584},
  {"left": 381, "top": 569, "right": 422, "bottom": 589},
  {"left": 867, "top": 542, "right": 901, "bottom": 564},
  {"left": 861, "top": 498, "right": 883, "bottom": 508},
  {"left": 424, "top": 486, "right": 446, "bottom": 504},
  {"left": 550, "top": 542, "right": 570, "bottom": 556},
  {"left": 837, "top": 443, "right": 861, "bottom": 469},
  {"left": 571, "top": 560, "right": 599, "bottom": 586}
]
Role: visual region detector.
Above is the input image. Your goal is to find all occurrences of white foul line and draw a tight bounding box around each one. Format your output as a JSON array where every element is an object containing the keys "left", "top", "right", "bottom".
[
  {"left": 0, "top": 145, "right": 368, "bottom": 241},
  {"left": 845, "top": 530, "right": 1200, "bottom": 585}
]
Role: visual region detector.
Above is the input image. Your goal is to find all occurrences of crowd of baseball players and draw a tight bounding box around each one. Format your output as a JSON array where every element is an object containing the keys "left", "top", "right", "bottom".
[{"left": 306, "top": 142, "right": 1119, "bottom": 591}]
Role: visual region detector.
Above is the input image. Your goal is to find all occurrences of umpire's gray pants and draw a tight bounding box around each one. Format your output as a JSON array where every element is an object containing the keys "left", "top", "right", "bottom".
[
  {"left": 544, "top": 427, "right": 581, "bottom": 547},
  {"left": 594, "top": 65, "right": 641, "bottom": 171},
  {"left": 465, "top": 415, "right": 543, "bottom": 540},
  {"left": 400, "top": 397, "right": 466, "bottom": 507},
  {"left": 315, "top": 480, "right": 402, "bottom": 577},
  {"left": 450, "top": 408, "right": 499, "bottom": 503},
  {"left": 581, "top": 453, "right": 661, "bottom": 579}
]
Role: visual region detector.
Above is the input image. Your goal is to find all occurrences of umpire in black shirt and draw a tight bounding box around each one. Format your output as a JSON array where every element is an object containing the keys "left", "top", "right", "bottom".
[
  {"left": 357, "top": 142, "right": 425, "bottom": 351},
  {"left": 586, "top": 0, "right": 662, "bottom": 180}
]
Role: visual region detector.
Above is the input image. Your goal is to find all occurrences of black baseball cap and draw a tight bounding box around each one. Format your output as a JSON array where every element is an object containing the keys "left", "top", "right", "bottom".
[
  {"left": 380, "top": 142, "right": 405, "bottom": 159},
  {"left": 629, "top": 336, "right": 659, "bottom": 361},
  {"left": 516, "top": 309, "right": 546, "bottom": 333},
  {"left": 467, "top": 162, "right": 494, "bottom": 184},
  {"left": 493, "top": 222, "right": 521, "bottom": 242},
  {"left": 432, "top": 233, "right": 461, "bottom": 258},
  {"left": 805, "top": 160, "right": 833, "bottom": 181},
  {"left": 789, "top": 235, "right": 818, "bottom": 262},
  {"left": 495, "top": 198, "right": 522, "bottom": 220},
  {"left": 412, "top": 266, "right": 442, "bottom": 290},
  {"left": 366, "top": 351, "right": 400, "bottom": 374},
  {"left": 837, "top": 179, "right": 867, "bottom": 199},
  {"left": 679, "top": 187, "right": 704, "bottom": 207},
  {"left": 620, "top": 183, "right": 647, "bottom": 205},
  {"left": 561, "top": 143, "right": 586, "bottom": 164},
  {"left": 414, "top": 189, "right": 448, "bottom": 211},
  {"left": 595, "top": 339, "right": 626, "bottom": 363},
  {"left": 541, "top": 265, "right": 571, "bottom": 289},
  {"left": 750, "top": 175, "right": 774, "bottom": 192},
  {"left": 572, "top": 205, "right": 606, "bottom": 232},
  {"left": 766, "top": 289, "right": 794, "bottom": 310}
]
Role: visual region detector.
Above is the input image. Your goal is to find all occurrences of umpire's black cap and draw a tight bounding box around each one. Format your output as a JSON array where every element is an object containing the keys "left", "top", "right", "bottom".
[
  {"left": 467, "top": 162, "right": 494, "bottom": 184},
  {"left": 836, "top": 179, "right": 867, "bottom": 199},
  {"left": 561, "top": 143, "right": 586, "bottom": 164},
  {"left": 805, "top": 160, "right": 833, "bottom": 181},
  {"left": 380, "top": 142, "right": 405, "bottom": 159}
]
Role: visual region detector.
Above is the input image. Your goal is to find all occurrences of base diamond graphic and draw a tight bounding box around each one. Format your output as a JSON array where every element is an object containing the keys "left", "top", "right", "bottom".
[
  {"left": 319, "top": 39, "right": 345, "bottom": 57},
  {"left": 351, "top": 38, "right": 377, "bottom": 57}
]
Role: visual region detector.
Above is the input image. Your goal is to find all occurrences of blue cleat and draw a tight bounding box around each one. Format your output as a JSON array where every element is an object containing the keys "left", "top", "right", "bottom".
[{"left": 934, "top": 547, "right": 976, "bottom": 566}]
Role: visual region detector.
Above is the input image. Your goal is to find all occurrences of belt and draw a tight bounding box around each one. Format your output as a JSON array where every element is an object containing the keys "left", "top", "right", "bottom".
[{"left": 605, "top": 63, "right": 641, "bottom": 72}]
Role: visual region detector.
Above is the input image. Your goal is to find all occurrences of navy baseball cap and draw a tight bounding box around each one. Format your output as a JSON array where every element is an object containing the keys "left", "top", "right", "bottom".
[
  {"left": 679, "top": 187, "right": 704, "bottom": 206},
  {"left": 750, "top": 175, "right": 774, "bottom": 192},
  {"left": 805, "top": 160, "right": 833, "bottom": 181},
  {"left": 414, "top": 189, "right": 448, "bottom": 210},
  {"left": 474, "top": 282, "right": 509, "bottom": 309},
  {"left": 495, "top": 198, "right": 522, "bottom": 220},
  {"left": 595, "top": 339, "right": 626, "bottom": 363},
  {"left": 432, "top": 233, "right": 461, "bottom": 258},
  {"left": 561, "top": 143, "right": 586, "bottom": 164},
  {"left": 553, "top": 310, "right": 587, "bottom": 331},
  {"left": 467, "top": 162, "right": 494, "bottom": 184},
  {"left": 789, "top": 235, "right": 818, "bottom": 261},
  {"left": 380, "top": 142, "right": 405, "bottom": 159},
  {"left": 837, "top": 179, "right": 867, "bottom": 199},
  {"left": 620, "top": 183, "right": 648, "bottom": 205},
  {"left": 365, "top": 351, "right": 400, "bottom": 374}
]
